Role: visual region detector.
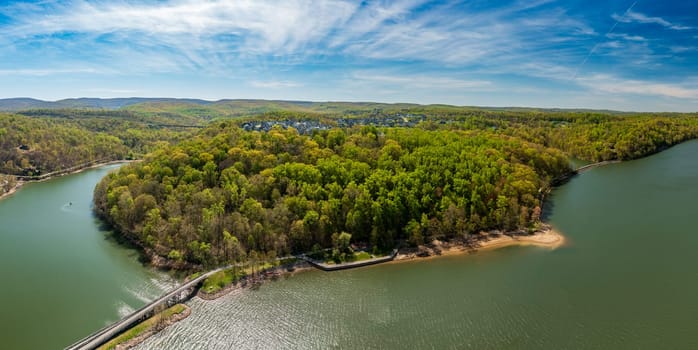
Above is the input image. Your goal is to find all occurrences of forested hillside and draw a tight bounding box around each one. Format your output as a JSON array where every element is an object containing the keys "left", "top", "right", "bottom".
[
  {"left": 94, "top": 122, "right": 571, "bottom": 267},
  {"left": 3, "top": 101, "right": 692, "bottom": 269},
  {"left": 393, "top": 108, "right": 698, "bottom": 161},
  {"left": 0, "top": 113, "right": 194, "bottom": 176},
  {"left": 93, "top": 107, "right": 698, "bottom": 269}
]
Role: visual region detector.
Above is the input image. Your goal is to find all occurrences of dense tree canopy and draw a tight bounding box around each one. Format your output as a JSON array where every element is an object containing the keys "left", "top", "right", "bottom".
[
  {"left": 94, "top": 122, "right": 571, "bottom": 268},
  {"left": 6, "top": 103, "right": 693, "bottom": 270},
  {"left": 0, "top": 113, "right": 193, "bottom": 176},
  {"left": 412, "top": 110, "right": 698, "bottom": 162}
]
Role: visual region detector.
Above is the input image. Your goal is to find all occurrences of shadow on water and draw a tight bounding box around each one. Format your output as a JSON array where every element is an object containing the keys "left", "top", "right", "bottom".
[
  {"left": 93, "top": 214, "right": 190, "bottom": 281},
  {"left": 540, "top": 192, "right": 557, "bottom": 222},
  {"left": 93, "top": 215, "right": 152, "bottom": 265}
]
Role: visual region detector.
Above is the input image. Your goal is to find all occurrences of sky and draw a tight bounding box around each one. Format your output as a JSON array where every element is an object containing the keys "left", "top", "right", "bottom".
[{"left": 0, "top": 0, "right": 696, "bottom": 112}]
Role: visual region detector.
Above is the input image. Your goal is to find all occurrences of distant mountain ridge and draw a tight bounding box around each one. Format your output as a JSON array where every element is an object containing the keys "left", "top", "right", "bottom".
[
  {"left": 0, "top": 97, "right": 212, "bottom": 111},
  {"left": 0, "top": 97, "right": 637, "bottom": 115}
]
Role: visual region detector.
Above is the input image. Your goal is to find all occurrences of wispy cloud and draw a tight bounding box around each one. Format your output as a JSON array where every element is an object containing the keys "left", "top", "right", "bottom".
[
  {"left": 612, "top": 9, "right": 692, "bottom": 30},
  {"left": 84, "top": 88, "right": 141, "bottom": 95},
  {"left": 606, "top": 33, "right": 647, "bottom": 41},
  {"left": 250, "top": 81, "right": 302, "bottom": 89},
  {"left": 351, "top": 71, "right": 492, "bottom": 90},
  {"left": 0, "top": 0, "right": 695, "bottom": 111},
  {"left": 338, "top": 3, "right": 595, "bottom": 65},
  {"left": 0, "top": 0, "right": 595, "bottom": 71},
  {"left": 0, "top": 67, "right": 108, "bottom": 76},
  {"left": 0, "top": 0, "right": 359, "bottom": 74},
  {"left": 577, "top": 74, "right": 698, "bottom": 99},
  {"left": 1, "top": 0, "right": 359, "bottom": 51},
  {"left": 668, "top": 46, "right": 697, "bottom": 54}
]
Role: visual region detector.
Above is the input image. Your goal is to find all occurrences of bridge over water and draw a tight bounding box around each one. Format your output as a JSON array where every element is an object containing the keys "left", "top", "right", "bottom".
[
  {"left": 64, "top": 267, "right": 224, "bottom": 350},
  {"left": 65, "top": 248, "right": 399, "bottom": 349}
]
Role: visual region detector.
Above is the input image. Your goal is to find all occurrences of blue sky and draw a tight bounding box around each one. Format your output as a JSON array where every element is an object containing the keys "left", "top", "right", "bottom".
[{"left": 0, "top": 0, "right": 696, "bottom": 111}]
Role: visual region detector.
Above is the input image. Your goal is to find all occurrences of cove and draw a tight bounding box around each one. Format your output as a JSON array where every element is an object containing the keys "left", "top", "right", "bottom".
[
  {"left": 137, "top": 140, "right": 698, "bottom": 349},
  {"left": 0, "top": 165, "right": 174, "bottom": 349}
]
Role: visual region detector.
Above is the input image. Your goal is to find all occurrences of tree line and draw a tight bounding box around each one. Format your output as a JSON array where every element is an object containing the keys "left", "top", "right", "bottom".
[
  {"left": 94, "top": 122, "right": 572, "bottom": 268},
  {"left": 0, "top": 113, "right": 193, "bottom": 176},
  {"left": 6, "top": 104, "right": 695, "bottom": 270}
]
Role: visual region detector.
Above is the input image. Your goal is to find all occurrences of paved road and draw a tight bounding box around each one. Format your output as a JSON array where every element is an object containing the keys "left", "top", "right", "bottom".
[{"left": 65, "top": 268, "right": 224, "bottom": 350}]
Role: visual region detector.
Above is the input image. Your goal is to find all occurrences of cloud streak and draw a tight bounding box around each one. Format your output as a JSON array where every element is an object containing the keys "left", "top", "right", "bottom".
[
  {"left": 0, "top": 67, "right": 108, "bottom": 76},
  {"left": 250, "top": 81, "right": 302, "bottom": 89},
  {"left": 0, "top": 1, "right": 695, "bottom": 110},
  {"left": 0, "top": 0, "right": 595, "bottom": 70},
  {"left": 577, "top": 74, "right": 698, "bottom": 100},
  {"left": 351, "top": 71, "right": 492, "bottom": 90},
  {"left": 612, "top": 9, "right": 692, "bottom": 30}
]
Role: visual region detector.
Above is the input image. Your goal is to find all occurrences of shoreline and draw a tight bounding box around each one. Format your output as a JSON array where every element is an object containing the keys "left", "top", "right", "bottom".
[
  {"left": 195, "top": 224, "right": 565, "bottom": 301},
  {"left": 196, "top": 263, "right": 314, "bottom": 301},
  {"left": 393, "top": 224, "right": 565, "bottom": 263},
  {"left": 0, "top": 159, "right": 136, "bottom": 202},
  {"left": 0, "top": 180, "right": 24, "bottom": 202},
  {"left": 19, "top": 159, "right": 135, "bottom": 182},
  {"left": 102, "top": 226, "right": 566, "bottom": 346},
  {"left": 99, "top": 304, "right": 192, "bottom": 350}
]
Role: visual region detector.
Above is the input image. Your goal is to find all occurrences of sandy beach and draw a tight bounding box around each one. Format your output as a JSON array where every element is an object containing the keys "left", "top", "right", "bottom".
[
  {"left": 196, "top": 224, "right": 565, "bottom": 301},
  {"left": 394, "top": 224, "right": 565, "bottom": 262},
  {"left": 0, "top": 180, "right": 23, "bottom": 202}
]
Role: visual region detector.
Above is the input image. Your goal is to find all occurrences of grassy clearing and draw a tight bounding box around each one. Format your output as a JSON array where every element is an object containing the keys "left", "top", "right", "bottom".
[
  {"left": 323, "top": 250, "right": 375, "bottom": 264},
  {"left": 200, "top": 261, "right": 284, "bottom": 294},
  {"left": 97, "top": 304, "right": 188, "bottom": 350},
  {"left": 201, "top": 269, "right": 239, "bottom": 294},
  {"left": 353, "top": 251, "right": 372, "bottom": 261}
]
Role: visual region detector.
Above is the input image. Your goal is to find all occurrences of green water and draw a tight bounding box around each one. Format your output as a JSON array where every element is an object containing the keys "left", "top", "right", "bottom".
[
  {"left": 137, "top": 141, "right": 698, "bottom": 349},
  {"left": 2, "top": 141, "right": 698, "bottom": 349},
  {"left": 0, "top": 165, "right": 173, "bottom": 349}
]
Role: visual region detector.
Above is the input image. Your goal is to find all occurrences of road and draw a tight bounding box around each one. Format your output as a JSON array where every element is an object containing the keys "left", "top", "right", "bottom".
[{"left": 64, "top": 267, "right": 224, "bottom": 350}]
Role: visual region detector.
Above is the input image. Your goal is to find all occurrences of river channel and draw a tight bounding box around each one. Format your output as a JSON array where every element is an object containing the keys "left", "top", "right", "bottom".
[{"left": 0, "top": 165, "right": 175, "bottom": 349}]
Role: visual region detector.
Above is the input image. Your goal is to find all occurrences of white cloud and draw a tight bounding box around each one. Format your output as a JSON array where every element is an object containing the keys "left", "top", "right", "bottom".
[
  {"left": 0, "top": 0, "right": 694, "bottom": 112},
  {"left": 0, "top": 67, "right": 108, "bottom": 76},
  {"left": 577, "top": 74, "right": 698, "bottom": 99},
  {"left": 84, "top": 88, "right": 141, "bottom": 94},
  {"left": 250, "top": 81, "right": 302, "bottom": 89},
  {"left": 517, "top": 63, "right": 575, "bottom": 80},
  {"left": 1, "top": 0, "right": 359, "bottom": 58},
  {"left": 0, "top": 0, "right": 596, "bottom": 70},
  {"left": 668, "top": 46, "right": 696, "bottom": 53},
  {"left": 612, "top": 10, "right": 692, "bottom": 30},
  {"left": 351, "top": 71, "right": 492, "bottom": 90},
  {"left": 606, "top": 33, "right": 647, "bottom": 41},
  {"left": 336, "top": 4, "right": 594, "bottom": 65}
]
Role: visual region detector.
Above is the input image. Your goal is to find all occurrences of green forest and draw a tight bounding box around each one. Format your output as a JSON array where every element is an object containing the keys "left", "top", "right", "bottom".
[
  {"left": 91, "top": 106, "right": 698, "bottom": 269},
  {"left": 94, "top": 124, "right": 570, "bottom": 268},
  {"left": 2, "top": 101, "right": 697, "bottom": 269},
  {"left": 0, "top": 112, "right": 194, "bottom": 176}
]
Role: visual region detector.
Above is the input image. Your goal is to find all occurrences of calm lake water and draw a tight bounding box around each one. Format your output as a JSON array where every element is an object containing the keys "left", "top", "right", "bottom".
[
  {"left": 136, "top": 140, "right": 698, "bottom": 350},
  {"left": 2, "top": 140, "right": 698, "bottom": 349},
  {"left": 0, "top": 165, "right": 174, "bottom": 349}
]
